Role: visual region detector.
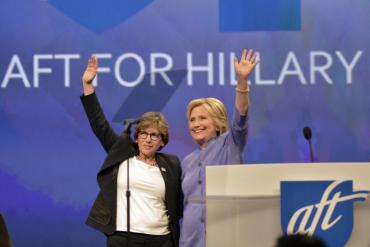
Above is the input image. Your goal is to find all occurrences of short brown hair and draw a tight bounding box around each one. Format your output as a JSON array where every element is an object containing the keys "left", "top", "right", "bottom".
[
  {"left": 134, "top": 112, "right": 169, "bottom": 147},
  {"left": 187, "top": 98, "right": 228, "bottom": 135}
]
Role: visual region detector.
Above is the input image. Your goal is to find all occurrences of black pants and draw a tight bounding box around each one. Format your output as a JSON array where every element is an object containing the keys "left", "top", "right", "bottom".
[{"left": 107, "top": 231, "right": 173, "bottom": 247}]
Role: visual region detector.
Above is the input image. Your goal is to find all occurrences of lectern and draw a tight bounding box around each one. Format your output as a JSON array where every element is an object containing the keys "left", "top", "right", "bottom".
[{"left": 201, "top": 163, "right": 370, "bottom": 247}]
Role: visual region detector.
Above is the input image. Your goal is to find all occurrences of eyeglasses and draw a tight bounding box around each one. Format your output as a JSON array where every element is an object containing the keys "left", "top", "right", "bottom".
[{"left": 138, "top": 131, "right": 162, "bottom": 141}]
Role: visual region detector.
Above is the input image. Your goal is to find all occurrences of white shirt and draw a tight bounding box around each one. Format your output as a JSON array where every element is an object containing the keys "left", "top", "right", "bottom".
[{"left": 116, "top": 157, "right": 169, "bottom": 235}]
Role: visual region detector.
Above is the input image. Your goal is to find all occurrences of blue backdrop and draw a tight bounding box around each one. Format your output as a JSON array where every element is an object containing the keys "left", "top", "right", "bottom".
[{"left": 1, "top": 0, "right": 369, "bottom": 246}]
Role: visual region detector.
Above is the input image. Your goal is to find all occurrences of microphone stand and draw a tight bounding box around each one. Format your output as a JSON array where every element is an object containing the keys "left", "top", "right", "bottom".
[
  {"left": 126, "top": 159, "right": 131, "bottom": 246},
  {"left": 122, "top": 119, "right": 138, "bottom": 246},
  {"left": 308, "top": 139, "right": 314, "bottom": 163}
]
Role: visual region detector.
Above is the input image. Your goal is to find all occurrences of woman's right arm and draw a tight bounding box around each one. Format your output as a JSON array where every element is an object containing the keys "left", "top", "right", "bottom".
[{"left": 80, "top": 55, "right": 118, "bottom": 152}]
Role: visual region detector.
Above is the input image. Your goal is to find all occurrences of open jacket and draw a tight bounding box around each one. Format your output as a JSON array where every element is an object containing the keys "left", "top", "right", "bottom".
[{"left": 81, "top": 93, "right": 183, "bottom": 247}]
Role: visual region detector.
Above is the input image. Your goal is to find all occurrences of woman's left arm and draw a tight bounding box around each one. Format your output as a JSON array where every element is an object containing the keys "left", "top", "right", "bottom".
[{"left": 229, "top": 49, "right": 259, "bottom": 149}]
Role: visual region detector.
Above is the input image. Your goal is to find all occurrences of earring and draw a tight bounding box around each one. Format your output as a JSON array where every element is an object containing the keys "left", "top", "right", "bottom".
[{"left": 216, "top": 129, "right": 220, "bottom": 136}]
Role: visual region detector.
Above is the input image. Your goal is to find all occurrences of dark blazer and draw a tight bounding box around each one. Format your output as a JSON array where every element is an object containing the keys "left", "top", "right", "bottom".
[{"left": 81, "top": 93, "right": 183, "bottom": 247}]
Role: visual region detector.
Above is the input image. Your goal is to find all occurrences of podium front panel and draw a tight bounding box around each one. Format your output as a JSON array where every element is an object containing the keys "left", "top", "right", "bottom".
[{"left": 205, "top": 163, "right": 370, "bottom": 247}]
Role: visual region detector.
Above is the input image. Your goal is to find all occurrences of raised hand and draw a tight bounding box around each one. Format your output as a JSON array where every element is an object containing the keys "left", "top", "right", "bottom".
[
  {"left": 82, "top": 55, "right": 98, "bottom": 84},
  {"left": 234, "top": 49, "right": 259, "bottom": 82}
]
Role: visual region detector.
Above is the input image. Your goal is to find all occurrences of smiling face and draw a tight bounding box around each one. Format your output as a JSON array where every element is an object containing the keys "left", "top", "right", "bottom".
[
  {"left": 137, "top": 126, "right": 164, "bottom": 158},
  {"left": 188, "top": 105, "right": 218, "bottom": 149}
]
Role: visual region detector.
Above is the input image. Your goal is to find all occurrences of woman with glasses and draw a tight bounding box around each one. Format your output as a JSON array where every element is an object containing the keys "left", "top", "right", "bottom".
[
  {"left": 180, "top": 49, "right": 259, "bottom": 247},
  {"left": 80, "top": 56, "right": 182, "bottom": 247}
]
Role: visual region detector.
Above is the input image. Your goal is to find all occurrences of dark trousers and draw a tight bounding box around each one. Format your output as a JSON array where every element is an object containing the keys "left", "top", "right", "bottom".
[{"left": 107, "top": 231, "right": 173, "bottom": 247}]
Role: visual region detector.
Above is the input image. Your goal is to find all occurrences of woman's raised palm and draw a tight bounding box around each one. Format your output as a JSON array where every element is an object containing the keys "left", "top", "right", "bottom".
[
  {"left": 82, "top": 56, "right": 98, "bottom": 84},
  {"left": 234, "top": 49, "right": 259, "bottom": 81}
]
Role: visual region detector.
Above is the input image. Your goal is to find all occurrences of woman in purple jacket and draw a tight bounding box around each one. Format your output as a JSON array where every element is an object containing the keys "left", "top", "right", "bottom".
[{"left": 180, "top": 49, "right": 259, "bottom": 247}]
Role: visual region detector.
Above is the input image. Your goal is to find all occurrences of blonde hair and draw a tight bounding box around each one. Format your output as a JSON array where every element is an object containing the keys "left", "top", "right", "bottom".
[
  {"left": 187, "top": 98, "right": 228, "bottom": 135},
  {"left": 134, "top": 112, "right": 169, "bottom": 147}
]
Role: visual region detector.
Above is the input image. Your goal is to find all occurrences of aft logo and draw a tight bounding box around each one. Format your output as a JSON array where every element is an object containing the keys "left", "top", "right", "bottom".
[{"left": 281, "top": 180, "right": 370, "bottom": 247}]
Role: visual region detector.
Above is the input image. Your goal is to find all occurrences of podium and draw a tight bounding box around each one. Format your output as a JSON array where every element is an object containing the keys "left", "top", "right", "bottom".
[{"left": 201, "top": 163, "right": 370, "bottom": 247}]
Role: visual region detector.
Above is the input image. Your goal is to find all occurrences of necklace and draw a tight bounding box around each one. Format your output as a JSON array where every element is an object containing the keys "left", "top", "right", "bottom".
[{"left": 136, "top": 155, "right": 158, "bottom": 167}]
